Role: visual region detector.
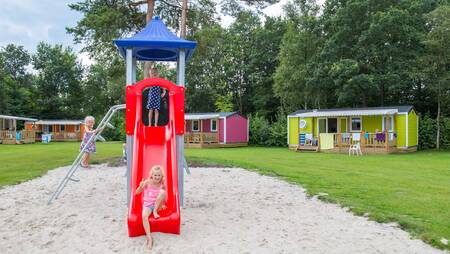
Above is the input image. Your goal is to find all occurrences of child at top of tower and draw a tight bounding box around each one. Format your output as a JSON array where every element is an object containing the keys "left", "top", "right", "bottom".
[{"left": 146, "top": 67, "right": 166, "bottom": 126}]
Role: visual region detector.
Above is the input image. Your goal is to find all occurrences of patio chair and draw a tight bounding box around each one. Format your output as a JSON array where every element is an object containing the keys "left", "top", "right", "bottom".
[
  {"left": 349, "top": 133, "right": 362, "bottom": 156},
  {"left": 349, "top": 142, "right": 362, "bottom": 156}
]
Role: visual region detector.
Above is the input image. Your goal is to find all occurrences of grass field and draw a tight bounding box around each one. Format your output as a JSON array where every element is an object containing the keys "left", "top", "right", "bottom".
[
  {"left": 185, "top": 147, "right": 450, "bottom": 250},
  {"left": 0, "top": 143, "right": 449, "bottom": 249},
  {"left": 0, "top": 142, "right": 122, "bottom": 186}
]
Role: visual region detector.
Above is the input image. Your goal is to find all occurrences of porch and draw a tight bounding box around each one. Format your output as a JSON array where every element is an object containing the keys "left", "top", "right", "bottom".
[
  {"left": 184, "top": 132, "right": 219, "bottom": 148},
  {"left": 0, "top": 115, "right": 38, "bottom": 144},
  {"left": 297, "top": 131, "right": 399, "bottom": 153},
  {"left": 0, "top": 130, "right": 36, "bottom": 144},
  {"left": 184, "top": 115, "right": 220, "bottom": 148},
  {"left": 35, "top": 131, "right": 82, "bottom": 142}
]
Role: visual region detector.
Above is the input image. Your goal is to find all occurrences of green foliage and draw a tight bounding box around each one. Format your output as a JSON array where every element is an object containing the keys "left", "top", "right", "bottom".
[
  {"left": 32, "top": 43, "right": 84, "bottom": 119},
  {"left": 214, "top": 94, "right": 234, "bottom": 112},
  {"left": 249, "top": 113, "right": 287, "bottom": 146},
  {"left": 419, "top": 115, "right": 450, "bottom": 150},
  {"left": 249, "top": 114, "right": 271, "bottom": 145},
  {"left": 3, "top": 0, "right": 450, "bottom": 146},
  {"left": 0, "top": 44, "right": 36, "bottom": 116}
]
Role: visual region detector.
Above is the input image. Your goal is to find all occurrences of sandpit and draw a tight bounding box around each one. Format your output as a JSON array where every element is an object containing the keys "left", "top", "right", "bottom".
[{"left": 0, "top": 164, "right": 445, "bottom": 254}]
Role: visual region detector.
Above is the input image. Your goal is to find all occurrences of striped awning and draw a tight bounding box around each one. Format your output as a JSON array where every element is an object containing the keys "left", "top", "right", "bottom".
[
  {"left": 34, "top": 120, "right": 84, "bottom": 125},
  {"left": 0, "top": 115, "right": 37, "bottom": 121},
  {"left": 296, "top": 109, "right": 398, "bottom": 118},
  {"left": 185, "top": 114, "right": 220, "bottom": 120}
]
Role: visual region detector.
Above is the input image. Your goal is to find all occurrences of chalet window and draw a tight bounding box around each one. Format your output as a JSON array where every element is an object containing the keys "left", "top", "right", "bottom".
[
  {"left": 350, "top": 117, "right": 361, "bottom": 132},
  {"left": 211, "top": 119, "right": 217, "bottom": 132},
  {"left": 60, "top": 125, "right": 65, "bottom": 132},
  {"left": 43, "top": 125, "right": 53, "bottom": 133},
  {"left": 192, "top": 120, "right": 200, "bottom": 132},
  {"left": 75, "top": 125, "right": 80, "bottom": 132},
  {"left": 382, "top": 116, "right": 394, "bottom": 132}
]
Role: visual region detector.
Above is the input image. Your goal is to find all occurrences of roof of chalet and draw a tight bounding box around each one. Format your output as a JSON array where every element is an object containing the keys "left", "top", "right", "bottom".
[
  {"left": 289, "top": 106, "right": 415, "bottom": 117},
  {"left": 185, "top": 112, "right": 239, "bottom": 120},
  {"left": 0, "top": 115, "right": 38, "bottom": 121},
  {"left": 32, "top": 120, "right": 85, "bottom": 125}
]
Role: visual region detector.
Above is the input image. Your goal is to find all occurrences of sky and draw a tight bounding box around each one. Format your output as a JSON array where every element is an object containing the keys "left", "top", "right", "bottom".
[
  {"left": 0, "top": 0, "right": 321, "bottom": 66},
  {"left": 0, "top": 0, "right": 90, "bottom": 64}
]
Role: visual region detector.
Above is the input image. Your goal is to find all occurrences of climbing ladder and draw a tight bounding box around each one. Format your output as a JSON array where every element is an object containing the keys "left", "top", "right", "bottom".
[{"left": 47, "top": 104, "right": 126, "bottom": 205}]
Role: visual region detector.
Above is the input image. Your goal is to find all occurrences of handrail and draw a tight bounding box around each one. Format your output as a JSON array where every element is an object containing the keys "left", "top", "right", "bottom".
[{"left": 48, "top": 104, "right": 126, "bottom": 204}]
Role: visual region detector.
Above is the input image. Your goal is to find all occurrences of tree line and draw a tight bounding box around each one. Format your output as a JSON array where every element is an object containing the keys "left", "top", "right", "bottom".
[{"left": 0, "top": 0, "right": 449, "bottom": 148}]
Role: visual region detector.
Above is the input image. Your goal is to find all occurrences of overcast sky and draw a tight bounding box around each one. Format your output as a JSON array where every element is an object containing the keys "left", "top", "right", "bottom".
[{"left": 0, "top": 0, "right": 321, "bottom": 66}]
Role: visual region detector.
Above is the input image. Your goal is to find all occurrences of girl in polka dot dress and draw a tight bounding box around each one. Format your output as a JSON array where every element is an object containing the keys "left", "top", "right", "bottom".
[{"left": 147, "top": 68, "right": 166, "bottom": 126}]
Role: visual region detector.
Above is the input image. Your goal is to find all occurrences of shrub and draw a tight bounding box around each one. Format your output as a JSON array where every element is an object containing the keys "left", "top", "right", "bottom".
[
  {"left": 418, "top": 114, "right": 450, "bottom": 150},
  {"left": 249, "top": 113, "right": 287, "bottom": 147}
]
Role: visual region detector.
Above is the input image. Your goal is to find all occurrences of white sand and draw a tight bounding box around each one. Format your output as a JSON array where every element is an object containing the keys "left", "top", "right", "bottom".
[{"left": 0, "top": 164, "right": 446, "bottom": 254}]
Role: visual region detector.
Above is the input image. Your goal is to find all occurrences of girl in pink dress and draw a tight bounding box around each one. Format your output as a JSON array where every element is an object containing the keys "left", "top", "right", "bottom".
[{"left": 135, "top": 165, "right": 166, "bottom": 249}]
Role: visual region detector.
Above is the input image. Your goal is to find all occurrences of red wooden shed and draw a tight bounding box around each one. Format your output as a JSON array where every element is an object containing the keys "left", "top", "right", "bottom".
[{"left": 184, "top": 112, "right": 249, "bottom": 148}]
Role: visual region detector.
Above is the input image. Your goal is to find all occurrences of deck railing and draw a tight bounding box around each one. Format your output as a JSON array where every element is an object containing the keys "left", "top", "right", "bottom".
[
  {"left": 332, "top": 132, "right": 397, "bottom": 149},
  {"left": 0, "top": 130, "right": 35, "bottom": 144},
  {"left": 184, "top": 132, "right": 219, "bottom": 144},
  {"left": 299, "top": 132, "right": 397, "bottom": 152},
  {"left": 36, "top": 132, "right": 81, "bottom": 141}
]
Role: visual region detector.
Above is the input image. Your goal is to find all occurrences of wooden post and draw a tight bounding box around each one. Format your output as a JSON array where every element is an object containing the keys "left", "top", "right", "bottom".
[
  {"left": 143, "top": 0, "right": 155, "bottom": 78},
  {"left": 180, "top": 0, "right": 188, "bottom": 39},
  {"left": 200, "top": 120, "right": 203, "bottom": 144},
  {"left": 360, "top": 131, "right": 365, "bottom": 150},
  {"left": 317, "top": 134, "right": 321, "bottom": 152},
  {"left": 385, "top": 131, "right": 389, "bottom": 152}
]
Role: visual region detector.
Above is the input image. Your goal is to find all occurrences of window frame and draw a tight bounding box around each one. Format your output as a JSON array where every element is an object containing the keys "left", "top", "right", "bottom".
[
  {"left": 192, "top": 120, "right": 200, "bottom": 132},
  {"left": 382, "top": 116, "right": 394, "bottom": 132},
  {"left": 350, "top": 117, "right": 362, "bottom": 132},
  {"left": 210, "top": 119, "right": 218, "bottom": 132}
]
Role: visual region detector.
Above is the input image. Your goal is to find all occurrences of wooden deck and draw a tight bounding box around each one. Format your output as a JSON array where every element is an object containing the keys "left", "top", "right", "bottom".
[
  {"left": 294, "top": 132, "right": 410, "bottom": 154},
  {"left": 184, "top": 133, "right": 247, "bottom": 148},
  {"left": 36, "top": 132, "right": 81, "bottom": 141},
  {"left": 0, "top": 130, "right": 36, "bottom": 144}
]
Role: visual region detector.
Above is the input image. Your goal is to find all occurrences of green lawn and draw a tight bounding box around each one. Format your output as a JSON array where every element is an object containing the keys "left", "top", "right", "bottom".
[
  {"left": 185, "top": 147, "right": 450, "bottom": 250},
  {"left": 1, "top": 143, "right": 449, "bottom": 249},
  {"left": 0, "top": 142, "right": 123, "bottom": 186}
]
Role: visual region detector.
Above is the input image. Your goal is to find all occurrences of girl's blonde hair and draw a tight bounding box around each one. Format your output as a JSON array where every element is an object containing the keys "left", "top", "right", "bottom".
[
  {"left": 85, "top": 115, "right": 95, "bottom": 123},
  {"left": 150, "top": 165, "right": 164, "bottom": 183}
]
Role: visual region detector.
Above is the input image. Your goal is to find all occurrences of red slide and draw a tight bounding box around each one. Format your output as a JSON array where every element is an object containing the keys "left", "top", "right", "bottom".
[{"left": 126, "top": 78, "right": 185, "bottom": 236}]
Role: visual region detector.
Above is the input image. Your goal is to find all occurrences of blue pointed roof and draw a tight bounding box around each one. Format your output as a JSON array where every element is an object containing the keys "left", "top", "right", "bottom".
[{"left": 114, "top": 16, "right": 197, "bottom": 62}]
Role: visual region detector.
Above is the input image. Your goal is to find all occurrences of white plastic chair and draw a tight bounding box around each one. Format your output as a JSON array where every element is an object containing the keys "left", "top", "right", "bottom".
[{"left": 349, "top": 142, "right": 362, "bottom": 156}]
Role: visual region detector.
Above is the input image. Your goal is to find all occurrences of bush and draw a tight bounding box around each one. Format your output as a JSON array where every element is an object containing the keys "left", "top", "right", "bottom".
[
  {"left": 419, "top": 114, "right": 450, "bottom": 150},
  {"left": 249, "top": 113, "right": 287, "bottom": 147},
  {"left": 249, "top": 114, "right": 271, "bottom": 145},
  {"left": 100, "top": 114, "right": 126, "bottom": 141}
]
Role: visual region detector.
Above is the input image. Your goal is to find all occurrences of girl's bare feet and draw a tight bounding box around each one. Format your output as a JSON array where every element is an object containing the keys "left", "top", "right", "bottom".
[
  {"left": 147, "top": 236, "right": 153, "bottom": 250},
  {"left": 153, "top": 210, "right": 160, "bottom": 219}
]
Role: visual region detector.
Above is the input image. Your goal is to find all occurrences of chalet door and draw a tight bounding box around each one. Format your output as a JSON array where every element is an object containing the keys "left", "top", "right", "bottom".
[
  {"left": 318, "top": 118, "right": 327, "bottom": 134},
  {"left": 328, "top": 118, "right": 338, "bottom": 133},
  {"left": 340, "top": 118, "right": 347, "bottom": 132}
]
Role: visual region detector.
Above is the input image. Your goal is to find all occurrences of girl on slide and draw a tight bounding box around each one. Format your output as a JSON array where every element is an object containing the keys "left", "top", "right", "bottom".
[{"left": 136, "top": 165, "right": 166, "bottom": 249}]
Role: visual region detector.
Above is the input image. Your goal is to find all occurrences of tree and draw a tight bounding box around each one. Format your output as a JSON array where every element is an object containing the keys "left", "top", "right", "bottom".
[
  {"left": 0, "top": 44, "right": 36, "bottom": 116},
  {"left": 32, "top": 43, "right": 84, "bottom": 119},
  {"left": 422, "top": 4, "right": 450, "bottom": 149},
  {"left": 274, "top": 0, "right": 321, "bottom": 112},
  {"left": 250, "top": 16, "right": 286, "bottom": 119}
]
